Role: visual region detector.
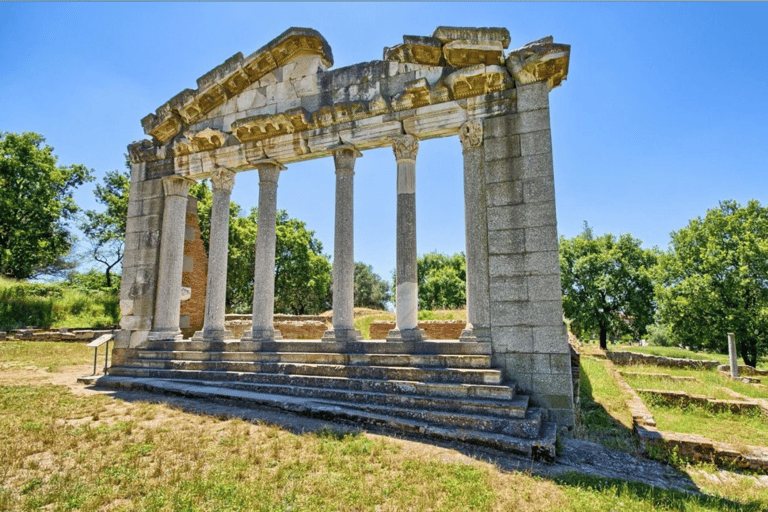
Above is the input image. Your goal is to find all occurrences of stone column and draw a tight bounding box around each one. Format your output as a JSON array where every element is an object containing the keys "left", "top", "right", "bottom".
[
  {"left": 387, "top": 135, "right": 425, "bottom": 341},
  {"left": 459, "top": 120, "right": 491, "bottom": 342},
  {"left": 323, "top": 145, "right": 363, "bottom": 342},
  {"left": 149, "top": 175, "right": 194, "bottom": 341},
  {"left": 728, "top": 332, "right": 739, "bottom": 378},
  {"left": 193, "top": 168, "right": 235, "bottom": 342},
  {"left": 242, "top": 161, "right": 286, "bottom": 345}
]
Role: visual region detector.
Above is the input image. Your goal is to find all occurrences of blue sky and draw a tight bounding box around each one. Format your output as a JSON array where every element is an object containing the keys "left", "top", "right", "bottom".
[{"left": 2, "top": 2, "right": 767, "bottom": 281}]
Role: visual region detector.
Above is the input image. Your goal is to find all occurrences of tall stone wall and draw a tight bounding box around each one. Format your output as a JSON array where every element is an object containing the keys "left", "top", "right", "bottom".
[
  {"left": 180, "top": 196, "right": 208, "bottom": 339},
  {"left": 483, "top": 82, "right": 574, "bottom": 426}
]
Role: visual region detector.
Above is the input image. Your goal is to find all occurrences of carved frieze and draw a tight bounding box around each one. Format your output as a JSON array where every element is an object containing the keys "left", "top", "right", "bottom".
[
  {"left": 392, "top": 78, "right": 431, "bottom": 111},
  {"left": 444, "top": 65, "right": 513, "bottom": 99},
  {"left": 232, "top": 108, "right": 311, "bottom": 143},
  {"left": 442, "top": 40, "right": 505, "bottom": 68},
  {"left": 367, "top": 93, "right": 391, "bottom": 116},
  {"left": 270, "top": 32, "right": 332, "bottom": 68},
  {"left": 459, "top": 120, "right": 483, "bottom": 152},
  {"left": 505, "top": 36, "right": 571, "bottom": 90},
  {"left": 173, "top": 128, "right": 226, "bottom": 156},
  {"left": 383, "top": 36, "right": 443, "bottom": 66},
  {"left": 432, "top": 26, "right": 510, "bottom": 48},
  {"left": 128, "top": 139, "right": 159, "bottom": 163},
  {"left": 243, "top": 51, "right": 278, "bottom": 82}
]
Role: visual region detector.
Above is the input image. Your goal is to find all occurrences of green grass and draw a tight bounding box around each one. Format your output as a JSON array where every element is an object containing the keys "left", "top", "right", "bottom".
[
  {"left": 620, "top": 365, "right": 768, "bottom": 401},
  {"left": 0, "top": 341, "right": 93, "bottom": 372},
  {"left": 0, "top": 276, "right": 119, "bottom": 331},
  {"left": 611, "top": 344, "right": 768, "bottom": 370},
  {"left": 642, "top": 395, "right": 768, "bottom": 448},
  {"left": 353, "top": 312, "right": 395, "bottom": 340},
  {"left": 2, "top": 343, "right": 767, "bottom": 510},
  {"left": 573, "top": 357, "right": 639, "bottom": 453}
]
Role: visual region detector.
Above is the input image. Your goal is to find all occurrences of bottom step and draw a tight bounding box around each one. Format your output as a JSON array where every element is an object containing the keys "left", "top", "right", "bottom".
[{"left": 92, "top": 375, "right": 557, "bottom": 462}]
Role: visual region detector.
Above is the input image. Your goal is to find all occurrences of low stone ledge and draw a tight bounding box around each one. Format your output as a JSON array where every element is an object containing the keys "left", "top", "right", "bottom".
[
  {"left": 717, "top": 364, "right": 768, "bottom": 377},
  {"left": 369, "top": 320, "right": 465, "bottom": 340},
  {"left": 636, "top": 389, "right": 761, "bottom": 414},
  {"left": 619, "top": 371, "right": 696, "bottom": 382},
  {"left": 606, "top": 350, "right": 719, "bottom": 369},
  {"left": 224, "top": 318, "right": 328, "bottom": 340}
]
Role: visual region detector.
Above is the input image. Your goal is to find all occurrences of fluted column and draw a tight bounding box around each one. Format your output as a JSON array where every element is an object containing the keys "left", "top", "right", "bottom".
[
  {"left": 323, "top": 145, "right": 363, "bottom": 342},
  {"left": 459, "top": 120, "right": 491, "bottom": 342},
  {"left": 242, "top": 161, "right": 285, "bottom": 345},
  {"left": 387, "top": 135, "right": 425, "bottom": 341},
  {"left": 149, "top": 175, "right": 194, "bottom": 341},
  {"left": 193, "top": 168, "right": 235, "bottom": 342}
]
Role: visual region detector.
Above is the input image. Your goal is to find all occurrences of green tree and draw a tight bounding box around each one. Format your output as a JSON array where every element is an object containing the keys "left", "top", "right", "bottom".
[
  {"left": 80, "top": 168, "right": 130, "bottom": 287},
  {"left": 655, "top": 200, "right": 768, "bottom": 367},
  {"left": 559, "top": 224, "right": 657, "bottom": 349},
  {"left": 0, "top": 132, "right": 93, "bottom": 278},
  {"left": 354, "top": 262, "right": 391, "bottom": 310},
  {"left": 416, "top": 252, "right": 466, "bottom": 310},
  {"left": 190, "top": 181, "right": 331, "bottom": 315}
]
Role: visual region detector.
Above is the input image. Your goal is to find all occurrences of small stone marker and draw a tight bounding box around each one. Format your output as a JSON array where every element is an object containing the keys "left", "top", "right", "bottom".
[{"left": 728, "top": 332, "right": 739, "bottom": 378}]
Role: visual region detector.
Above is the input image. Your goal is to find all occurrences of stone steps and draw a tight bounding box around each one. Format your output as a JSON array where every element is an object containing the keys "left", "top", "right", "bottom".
[
  {"left": 126, "top": 358, "right": 502, "bottom": 385},
  {"left": 163, "top": 377, "right": 530, "bottom": 418},
  {"left": 136, "top": 350, "right": 492, "bottom": 368},
  {"left": 94, "top": 375, "right": 557, "bottom": 460},
  {"left": 107, "top": 366, "right": 516, "bottom": 400},
  {"left": 106, "top": 341, "right": 557, "bottom": 460},
  {"left": 144, "top": 339, "right": 492, "bottom": 355}
]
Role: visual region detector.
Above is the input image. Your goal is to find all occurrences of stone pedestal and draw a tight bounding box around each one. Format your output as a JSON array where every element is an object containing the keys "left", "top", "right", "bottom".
[
  {"left": 323, "top": 145, "right": 363, "bottom": 342},
  {"left": 193, "top": 169, "right": 235, "bottom": 342},
  {"left": 149, "top": 176, "right": 194, "bottom": 342},
  {"left": 459, "top": 120, "right": 491, "bottom": 343},
  {"left": 387, "top": 135, "right": 425, "bottom": 342},
  {"left": 242, "top": 161, "right": 285, "bottom": 345}
]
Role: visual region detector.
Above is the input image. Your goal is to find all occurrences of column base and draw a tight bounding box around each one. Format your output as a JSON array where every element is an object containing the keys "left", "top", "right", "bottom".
[
  {"left": 147, "top": 330, "right": 183, "bottom": 342},
  {"left": 321, "top": 328, "right": 363, "bottom": 342},
  {"left": 191, "top": 329, "right": 234, "bottom": 342},
  {"left": 459, "top": 325, "right": 491, "bottom": 343},
  {"left": 386, "top": 327, "right": 426, "bottom": 342},
  {"left": 240, "top": 327, "right": 283, "bottom": 347}
]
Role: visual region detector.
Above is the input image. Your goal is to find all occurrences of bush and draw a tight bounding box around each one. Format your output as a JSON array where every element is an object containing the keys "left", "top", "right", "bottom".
[{"left": 646, "top": 323, "right": 675, "bottom": 347}]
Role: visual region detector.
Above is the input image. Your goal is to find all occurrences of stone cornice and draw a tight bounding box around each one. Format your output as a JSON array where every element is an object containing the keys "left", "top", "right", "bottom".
[{"left": 129, "top": 27, "right": 570, "bottom": 173}]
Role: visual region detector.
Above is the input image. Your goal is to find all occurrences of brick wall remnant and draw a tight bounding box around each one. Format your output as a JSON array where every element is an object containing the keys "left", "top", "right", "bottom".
[{"left": 179, "top": 195, "right": 208, "bottom": 339}]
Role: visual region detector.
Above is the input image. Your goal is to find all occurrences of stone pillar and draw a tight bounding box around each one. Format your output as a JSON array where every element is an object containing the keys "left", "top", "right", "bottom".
[
  {"left": 728, "top": 332, "right": 739, "bottom": 378},
  {"left": 459, "top": 120, "right": 491, "bottom": 342},
  {"left": 193, "top": 168, "right": 235, "bottom": 342},
  {"left": 242, "top": 161, "right": 286, "bottom": 345},
  {"left": 149, "top": 175, "right": 194, "bottom": 341},
  {"left": 387, "top": 135, "right": 425, "bottom": 341},
  {"left": 323, "top": 145, "right": 363, "bottom": 342}
]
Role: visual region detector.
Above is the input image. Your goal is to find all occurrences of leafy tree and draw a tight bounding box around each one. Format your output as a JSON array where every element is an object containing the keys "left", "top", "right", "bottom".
[
  {"left": 0, "top": 132, "right": 93, "bottom": 279},
  {"left": 354, "top": 262, "right": 391, "bottom": 310},
  {"left": 190, "top": 181, "right": 331, "bottom": 315},
  {"left": 655, "top": 200, "right": 768, "bottom": 367},
  {"left": 559, "top": 224, "right": 657, "bottom": 349},
  {"left": 80, "top": 168, "right": 130, "bottom": 287},
  {"left": 416, "top": 252, "right": 466, "bottom": 310}
]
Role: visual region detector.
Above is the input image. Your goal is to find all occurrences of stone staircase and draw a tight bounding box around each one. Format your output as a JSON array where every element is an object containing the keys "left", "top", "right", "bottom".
[{"left": 100, "top": 339, "right": 557, "bottom": 461}]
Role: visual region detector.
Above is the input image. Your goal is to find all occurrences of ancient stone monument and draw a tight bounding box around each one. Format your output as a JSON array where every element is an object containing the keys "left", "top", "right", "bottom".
[{"left": 108, "top": 27, "right": 574, "bottom": 455}]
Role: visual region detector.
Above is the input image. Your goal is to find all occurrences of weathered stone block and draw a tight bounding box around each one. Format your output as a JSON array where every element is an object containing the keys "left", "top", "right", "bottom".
[
  {"left": 516, "top": 81, "right": 549, "bottom": 112},
  {"left": 520, "top": 130, "right": 552, "bottom": 157},
  {"left": 483, "top": 135, "right": 521, "bottom": 161},
  {"left": 183, "top": 255, "right": 194, "bottom": 272},
  {"left": 510, "top": 153, "right": 554, "bottom": 181},
  {"left": 524, "top": 251, "right": 560, "bottom": 275},
  {"left": 533, "top": 326, "right": 570, "bottom": 354},
  {"left": 522, "top": 176, "right": 555, "bottom": 204},
  {"left": 490, "top": 276, "right": 527, "bottom": 302},
  {"left": 120, "top": 315, "right": 151, "bottom": 331},
  {"left": 486, "top": 180, "right": 522, "bottom": 207},
  {"left": 504, "top": 353, "right": 534, "bottom": 375},
  {"left": 489, "top": 254, "right": 525, "bottom": 277},
  {"left": 488, "top": 229, "right": 525, "bottom": 255},
  {"left": 527, "top": 274, "right": 562, "bottom": 301},
  {"left": 532, "top": 372, "right": 572, "bottom": 397},
  {"left": 484, "top": 109, "right": 550, "bottom": 138},
  {"left": 550, "top": 353, "right": 572, "bottom": 374},
  {"left": 491, "top": 326, "right": 534, "bottom": 352},
  {"left": 525, "top": 225, "right": 558, "bottom": 252},
  {"left": 534, "top": 353, "right": 551, "bottom": 373},
  {"left": 491, "top": 300, "right": 562, "bottom": 327}
]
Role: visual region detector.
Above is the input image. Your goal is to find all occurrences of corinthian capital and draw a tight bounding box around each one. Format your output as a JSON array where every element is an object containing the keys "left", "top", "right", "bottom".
[
  {"left": 391, "top": 134, "right": 419, "bottom": 161},
  {"left": 459, "top": 120, "right": 483, "bottom": 152},
  {"left": 211, "top": 168, "right": 236, "bottom": 193}
]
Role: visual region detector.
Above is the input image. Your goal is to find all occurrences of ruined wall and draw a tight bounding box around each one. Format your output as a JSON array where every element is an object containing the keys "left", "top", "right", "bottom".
[
  {"left": 483, "top": 82, "right": 574, "bottom": 426},
  {"left": 369, "top": 320, "right": 465, "bottom": 340},
  {"left": 180, "top": 196, "right": 207, "bottom": 338}
]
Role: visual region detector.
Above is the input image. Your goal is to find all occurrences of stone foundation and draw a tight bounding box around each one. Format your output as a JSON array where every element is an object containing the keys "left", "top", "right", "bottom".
[
  {"left": 369, "top": 320, "right": 466, "bottom": 340},
  {"left": 606, "top": 350, "right": 719, "bottom": 369}
]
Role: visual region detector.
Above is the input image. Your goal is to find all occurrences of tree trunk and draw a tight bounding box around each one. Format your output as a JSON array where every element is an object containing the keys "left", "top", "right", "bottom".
[
  {"left": 105, "top": 268, "right": 112, "bottom": 288},
  {"left": 741, "top": 338, "right": 758, "bottom": 368},
  {"left": 599, "top": 325, "right": 608, "bottom": 350}
]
